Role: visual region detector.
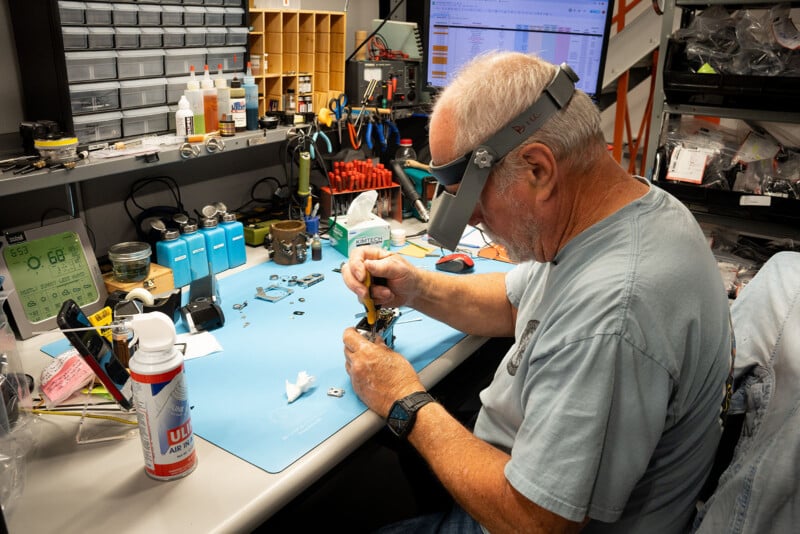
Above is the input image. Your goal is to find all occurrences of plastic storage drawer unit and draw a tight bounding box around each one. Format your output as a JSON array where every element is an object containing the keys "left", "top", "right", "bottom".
[
  {"left": 166, "top": 76, "right": 191, "bottom": 104},
  {"left": 122, "top": 106, "right": 170, "bottom": 137},
  {"left": 112, "top": 4, "right": 138, "bottom": 26},
  {"left": 73, "top": 111, "right": 123, "bottom": 143},
  {"left": 62, "top": 27, "right": 89, "bottom": 50},
  {"left": 84, "top": 2, "right": 113, "bottom": 25},
  {"left": 65, "top": 51, "right": 117, "bottom": 83},
  {"left": 161, "top": 6, "right": 183, "bottom": 26},
  {"left": 58, "top": 1, "right": 85, "bottom": 25},
  {"left": 140, "top": 28, "right": 164, "bottom": 48},
  {"left": 163, "top": 28, "right": 187, "bottom": 48},
  {"left": 206, "top": 28, "right": 228, "bottom": 47},
  {"left": 184, "top": 6, "right": 205, "bottom": 26},
  {"left": 207, "top": 47, "right": 246, "bottom": 72},
  {"left": 117, "top": 50, "right": 165, "bottom": 79},
  {"left": 115, "top": 28, "right": 139, "bottom": 49},
  {"left": 205, "top": 7, "right": 225, "bottom": 26},
  {"left": 138, "top": 5, "right": 161, "bottom": 26},
  {"left": 224, "top": 8, "right": 245, "bottom": 26},
  {"left": 88, "top": 27, "right": 115, "bottom": 49},
  {"left": 70, "top": 81, "right": 120, "bottom": 113},
  {"left": 226, "top": 27, "right": 248, "bottom": 46},
  {"left": 120, "top": 78, "right": 167, "bottom": 109},
  {"left": 164, "top": 48, "right": 207, "bottom": 77},
  {"left": 185, "top": 28, "right": 207, "bottom": 47}
]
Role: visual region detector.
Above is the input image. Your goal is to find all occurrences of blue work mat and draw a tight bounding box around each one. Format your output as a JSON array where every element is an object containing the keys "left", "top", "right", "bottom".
[
  {"left": 188, "top": 245, "right": 514, "bottom": 474},
  {"left": 44, "top": 242, "right": 512, "bottom": 474}
]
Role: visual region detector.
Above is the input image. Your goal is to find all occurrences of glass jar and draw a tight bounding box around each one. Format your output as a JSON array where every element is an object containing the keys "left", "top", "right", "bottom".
[{"left": 108, "top": 241, "right": 152, "bottom": 282}]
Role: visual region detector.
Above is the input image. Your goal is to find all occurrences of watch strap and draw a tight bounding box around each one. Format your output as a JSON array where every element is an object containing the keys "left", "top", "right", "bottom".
[{"left": 386, "top": 391, "right": 435, "bottom": 439}]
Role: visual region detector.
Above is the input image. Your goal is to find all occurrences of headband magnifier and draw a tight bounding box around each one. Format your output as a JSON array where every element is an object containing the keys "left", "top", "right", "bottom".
[{"left": 427, "top": 63, "right": 579, "bottom": 251}]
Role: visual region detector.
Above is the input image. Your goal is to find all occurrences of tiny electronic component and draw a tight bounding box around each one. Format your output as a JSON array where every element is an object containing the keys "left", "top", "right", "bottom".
[
  {"left": 327, "top": 387, "right": 345, "bottom": 398},
  {"left": 297, "top": 273, "right": 324, "bottom": 288}
]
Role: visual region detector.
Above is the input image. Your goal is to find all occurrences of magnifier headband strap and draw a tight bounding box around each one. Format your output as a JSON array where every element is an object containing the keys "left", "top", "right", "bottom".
[{"left": 428, "top": 64, "right": 579, "bottom": 186}]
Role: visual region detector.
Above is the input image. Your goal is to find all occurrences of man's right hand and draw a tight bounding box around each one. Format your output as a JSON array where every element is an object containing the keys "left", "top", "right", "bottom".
[{"left": 341, "top": 246, "right": 421, "bottom": 308}]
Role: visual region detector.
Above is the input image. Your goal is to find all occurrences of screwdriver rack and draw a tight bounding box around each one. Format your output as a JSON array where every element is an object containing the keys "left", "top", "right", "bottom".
[{"left": 320, "top": 184, "right": 402, "bottom": 223}]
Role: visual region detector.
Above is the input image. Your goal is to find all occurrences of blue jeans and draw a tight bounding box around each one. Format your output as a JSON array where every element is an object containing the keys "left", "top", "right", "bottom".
[{"left": 375, "top": 503, "right": 484, "bottom": 534}]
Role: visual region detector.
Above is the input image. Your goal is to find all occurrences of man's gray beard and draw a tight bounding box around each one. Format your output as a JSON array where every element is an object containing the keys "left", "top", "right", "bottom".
[{"left": 481, "top": 218, "right": 539, "bottom": 264}]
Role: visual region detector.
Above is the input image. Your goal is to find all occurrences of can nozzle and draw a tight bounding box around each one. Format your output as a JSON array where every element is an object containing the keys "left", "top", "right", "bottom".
[{"left": 130, "top": 312, "right": 176, "bottom": 357}]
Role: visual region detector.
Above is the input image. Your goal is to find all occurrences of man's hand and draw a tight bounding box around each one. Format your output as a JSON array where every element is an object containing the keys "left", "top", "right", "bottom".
[
  {"left": 342, "top": 327, "right": 425, "bottom": 417},
  {"left": 342, "top": 246, "right": 421, "bottom": 308}
]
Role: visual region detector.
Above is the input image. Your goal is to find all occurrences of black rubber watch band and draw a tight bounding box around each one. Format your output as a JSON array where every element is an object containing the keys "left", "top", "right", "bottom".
[{"left": 386, "top": 391, "right": 436, "bottom": 439}]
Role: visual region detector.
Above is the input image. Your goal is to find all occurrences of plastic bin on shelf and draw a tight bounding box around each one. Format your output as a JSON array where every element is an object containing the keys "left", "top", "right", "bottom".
[
  {"left": 84, "top": 2, "right": 113, "bottom": 25},
  {"left": 122, "top": 106, "right": 170, "bottom": 137},
  {"left": 119, "top": 78, "right": 167, "bottom": 109},
  {"left": 164, "top": 48, "right": 207, "bottom": 77},
  {"left": 65, "top": 51, "right": 117, "bottom": 83},
  {"left": 70, "top": 81, "right": 120, "bottom": 114},
  {"left": 73, "top": 111, "right": 123, "bottom": 143},
  {"left": 87, "top": 27, "right": 115, "bottom": 49},
  {"left": 62, "top": 27, "right": 89, "bottom": 50},
  {"left": 117, "top": 49, "right": 165, "bottom": 79}
]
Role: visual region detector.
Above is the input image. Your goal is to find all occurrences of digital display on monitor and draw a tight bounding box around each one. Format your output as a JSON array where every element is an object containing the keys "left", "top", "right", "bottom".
[{"left": 424, "top": 0, "right": 614, "bottom": 99}]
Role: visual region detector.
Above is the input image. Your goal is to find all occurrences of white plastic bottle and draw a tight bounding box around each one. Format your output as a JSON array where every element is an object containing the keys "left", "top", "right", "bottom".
[
  {"left": 214, "top": 63, "right": 230, "bottom": 123},
  {"left": 184, "top": 65, "right": 205, "bottom": 134},
  {"left": 175, "top": 95, "right": 194, "bottom": 137},
  {"left": 129, "top": 312, "right": 198, "bottom": 481}
]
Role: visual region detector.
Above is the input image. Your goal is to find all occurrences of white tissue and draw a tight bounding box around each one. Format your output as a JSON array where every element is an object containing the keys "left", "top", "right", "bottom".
[
  {"left": 346, "top": 190, "right": 379, "bottom": 227},
  {"left": 286, "top": 371, "right": 316, "bottom": 403}
]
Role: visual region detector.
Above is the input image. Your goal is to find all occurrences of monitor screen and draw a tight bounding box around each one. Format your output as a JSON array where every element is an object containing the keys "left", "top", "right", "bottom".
[{"left": 423, "top": 0, "right": 614, "bottom": 99}]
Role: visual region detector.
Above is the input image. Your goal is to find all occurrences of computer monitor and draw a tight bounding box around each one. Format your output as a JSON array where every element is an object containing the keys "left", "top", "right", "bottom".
[{"left": 422, "top": 0, "right": 614, "bottom": 100}]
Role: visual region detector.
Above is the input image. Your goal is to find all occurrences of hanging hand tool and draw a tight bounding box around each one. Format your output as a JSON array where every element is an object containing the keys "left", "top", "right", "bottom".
[
  {"left": 328, "top": 93, "right": 347, "bottom": 144},
  {"left": 365, "top": 115, "right": 386, "bottom": 152},
  {"left": 354, "top": 79, "right": 379, "bottom": 138}
]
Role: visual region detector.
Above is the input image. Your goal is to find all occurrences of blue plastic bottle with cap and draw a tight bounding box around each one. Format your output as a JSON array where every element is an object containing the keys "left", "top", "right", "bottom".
[
  {"left": 179, "top": 221, "right": 209, "bottom": 281},
  {"left": 220, "top": 212, "right": 246, "bottom": 268},
  {"left": 199, "top": 217, "right": 229, "bottom": 274},
  {"left": 156, "top": 229, "right": 192, "bottom": 288},
  {"left": 243, "top": 62, "right": 259, "bottom": 131}
]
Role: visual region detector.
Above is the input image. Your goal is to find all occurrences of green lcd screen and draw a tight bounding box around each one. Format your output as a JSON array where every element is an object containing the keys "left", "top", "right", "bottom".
[
  {"left": 3, "top": 231, "right": 99, "bottom": 324},
  {"left": 0, "top": 218, "right": 106, "bottom": 339}
]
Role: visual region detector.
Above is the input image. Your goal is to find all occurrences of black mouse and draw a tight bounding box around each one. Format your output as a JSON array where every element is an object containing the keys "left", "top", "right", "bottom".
[{"left": 435, "top": 253, "right": 475, "bottom": 273}]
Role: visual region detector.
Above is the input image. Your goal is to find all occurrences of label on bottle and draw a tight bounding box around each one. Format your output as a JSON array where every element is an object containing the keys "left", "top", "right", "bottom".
[
  {"left": 131, "top": 364, "right": 197, "bottom": 481},
  {"left": 230, "top": 97, "right": 246, "bottom": 129}
]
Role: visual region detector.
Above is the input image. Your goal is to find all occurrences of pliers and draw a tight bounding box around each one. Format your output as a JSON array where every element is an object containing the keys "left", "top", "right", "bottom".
[
  {"left": 309, "top": 126, "right": 332, "bottom": 160},
  {"left": 365, "top": 116, "right": 386, "bottom": 152},
  {"left": 383, "top": 119, "right": 401, "bottom": 148}
]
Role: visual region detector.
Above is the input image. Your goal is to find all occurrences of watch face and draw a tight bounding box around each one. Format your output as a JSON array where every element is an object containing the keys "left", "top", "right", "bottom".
[{"left": 387, "top": 403, "right": 410, "bottom": 436}]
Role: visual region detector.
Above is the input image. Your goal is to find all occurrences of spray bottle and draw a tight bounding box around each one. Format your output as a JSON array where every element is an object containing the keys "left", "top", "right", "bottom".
[
  {"left": 184, "top": 66, "right": 205, "bottom": 134},
  {"left": 201, "top": 64, "right": 219, "bottom": 133},
  {"left": 129, "top": 312, "right": 197, "bottom": 481}
]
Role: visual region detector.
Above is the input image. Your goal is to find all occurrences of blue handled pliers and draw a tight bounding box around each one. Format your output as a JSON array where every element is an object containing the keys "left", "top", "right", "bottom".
[
  {"left": 309, "top": 124, "right": 332, "bottom": 160},
  {"left": 365, "top": 116, "right": 386, "bottom": 151}
]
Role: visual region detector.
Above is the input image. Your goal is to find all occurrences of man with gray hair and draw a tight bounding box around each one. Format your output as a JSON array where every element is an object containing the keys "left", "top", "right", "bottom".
[{"left": 342, "top": 51, "right": 733, "bottom": 533}]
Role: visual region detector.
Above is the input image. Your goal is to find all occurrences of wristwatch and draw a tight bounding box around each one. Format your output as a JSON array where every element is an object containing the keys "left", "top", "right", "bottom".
[{"left": 386, "top": 391, "right": 436, "bottom": 439}]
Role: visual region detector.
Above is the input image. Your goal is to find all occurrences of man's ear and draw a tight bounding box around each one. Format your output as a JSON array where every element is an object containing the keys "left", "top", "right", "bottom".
[{"left": 520, "top": 143, "right": 557, "bottom": 198}]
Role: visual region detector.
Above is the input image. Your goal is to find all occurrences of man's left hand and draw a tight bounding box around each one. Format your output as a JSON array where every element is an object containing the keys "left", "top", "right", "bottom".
[{"left": 342, "top": 327, "right": 425, "bottom": 417}]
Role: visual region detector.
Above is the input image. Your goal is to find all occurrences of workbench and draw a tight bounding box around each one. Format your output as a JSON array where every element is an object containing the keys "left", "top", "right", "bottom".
[{"left": 7, "top": 239, "right": 512, "bottom": 532}]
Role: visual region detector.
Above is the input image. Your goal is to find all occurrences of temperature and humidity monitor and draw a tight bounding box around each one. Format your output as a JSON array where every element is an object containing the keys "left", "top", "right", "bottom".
[{"left": 0, "top": 218, "right": 107, "bottom": 339}]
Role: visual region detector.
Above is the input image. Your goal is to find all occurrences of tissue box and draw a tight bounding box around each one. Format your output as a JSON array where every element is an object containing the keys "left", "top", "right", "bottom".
[{"left": 329, "top": 214, "right": 391, "bottom": 257}]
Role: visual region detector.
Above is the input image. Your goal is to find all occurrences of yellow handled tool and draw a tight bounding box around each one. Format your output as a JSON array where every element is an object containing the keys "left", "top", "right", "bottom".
[{"left": 363, "top": 271, "right": 378, "bottom": 328}]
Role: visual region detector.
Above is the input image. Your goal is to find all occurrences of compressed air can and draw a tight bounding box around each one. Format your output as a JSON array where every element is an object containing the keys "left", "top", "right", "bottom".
[{"left": 129, "top": 313, "right": 197, "bottom": 481}]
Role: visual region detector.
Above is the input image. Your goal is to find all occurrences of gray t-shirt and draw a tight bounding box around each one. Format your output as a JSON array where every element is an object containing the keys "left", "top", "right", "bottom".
[{"left": 473, "top": 184, "right": 733, "bottom": 532}]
